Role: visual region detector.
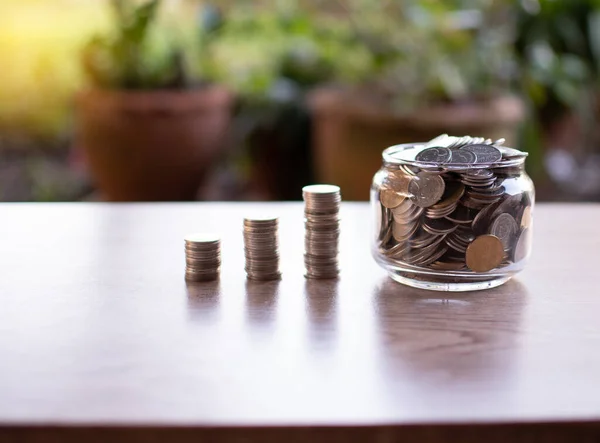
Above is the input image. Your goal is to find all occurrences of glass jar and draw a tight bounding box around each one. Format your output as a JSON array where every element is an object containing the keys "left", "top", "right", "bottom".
[{"left": 371, "top": 142, "right": 534, "bottom": 292}]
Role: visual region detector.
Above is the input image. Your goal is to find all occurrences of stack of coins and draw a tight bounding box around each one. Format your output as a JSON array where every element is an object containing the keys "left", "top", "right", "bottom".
[
  {"left": 376, "top": 135, "right": 533, "bottom": 274},
  {"left": 184, "top": 234, "right": 221, "bottom": 282},
  {"left": 243, "top": 217, "right": 281, "bottom": 281},
  {"left": 303, "top": 184, "right": 341, "bottom": 279}
]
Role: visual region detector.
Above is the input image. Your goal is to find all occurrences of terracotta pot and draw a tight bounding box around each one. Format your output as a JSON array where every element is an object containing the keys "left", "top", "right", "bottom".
[
  {"left": 309, "top": 89, "right": 525, "bottom": 201},
  {"left": 76, "top": 87, "right": 233, "bottom": 201}
]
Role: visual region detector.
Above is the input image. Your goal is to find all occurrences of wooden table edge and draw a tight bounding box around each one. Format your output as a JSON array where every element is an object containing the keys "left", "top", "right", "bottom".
[{"left": 2, "top": 421, "right": 600, "bottom": 442}]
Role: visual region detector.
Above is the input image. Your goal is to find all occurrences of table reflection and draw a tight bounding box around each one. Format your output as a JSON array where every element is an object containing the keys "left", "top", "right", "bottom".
[
  {"left": 372, "top": 277, "right": 529, "bottom": 390},
  {"left": 245, "top": 280, "right": 280, "bottom": 330}
]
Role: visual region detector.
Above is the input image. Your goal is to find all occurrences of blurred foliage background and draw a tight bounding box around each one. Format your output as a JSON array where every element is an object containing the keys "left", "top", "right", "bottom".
[{"left": 1, "top": 0, "right": 600, "bottom": 201}]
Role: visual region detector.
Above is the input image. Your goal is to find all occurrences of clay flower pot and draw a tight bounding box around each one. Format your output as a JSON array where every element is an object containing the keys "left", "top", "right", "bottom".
[
  {"left": 309, "top": 88, "right": 525, "bottom": 201},
  {"left": 75, "top": 87, "right": 233, "bottom": 201}
]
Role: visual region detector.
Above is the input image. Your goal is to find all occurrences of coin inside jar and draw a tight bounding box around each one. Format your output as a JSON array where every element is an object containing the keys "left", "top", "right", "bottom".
[
  {"left": 489, "top": 213, "right": 519, "bottom": 250},
  {"left": 465, "top": 235, "right": 504, "bottom": 272},
  {"left": 408, "top": 172, "right": 445, "bottom": 208},
  {"left": 513, "top": 228, "right": 531, "bottom": 262},
  {"left": 380, "top": 188, "right": 405, "bottom": 209}
]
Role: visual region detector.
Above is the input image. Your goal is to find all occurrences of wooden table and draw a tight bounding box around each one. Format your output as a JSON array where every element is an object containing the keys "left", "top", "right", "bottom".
[{"left": 1, "top": 203, "right": 600, "bottom": 442}]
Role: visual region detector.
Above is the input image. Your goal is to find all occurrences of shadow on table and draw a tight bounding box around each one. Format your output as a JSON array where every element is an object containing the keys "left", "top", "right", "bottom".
[{"left": 371, "top": 277, "right": 529, "bottom": 385}]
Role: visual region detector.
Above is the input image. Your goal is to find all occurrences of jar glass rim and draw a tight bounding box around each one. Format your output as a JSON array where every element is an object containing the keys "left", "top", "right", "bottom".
[{"left": 382, "top": 143, "right": 527, "bottom": 170}]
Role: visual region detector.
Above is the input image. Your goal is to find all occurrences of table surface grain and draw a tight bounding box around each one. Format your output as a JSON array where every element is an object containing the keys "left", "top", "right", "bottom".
[{"left": 1, "top": 203, "right": 600, "bottom": 442}]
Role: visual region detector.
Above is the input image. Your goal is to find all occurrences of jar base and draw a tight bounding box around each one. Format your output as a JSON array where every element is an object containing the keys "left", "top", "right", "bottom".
[{"left": 388, "top": 273, "right": 511, "bottom": 292}]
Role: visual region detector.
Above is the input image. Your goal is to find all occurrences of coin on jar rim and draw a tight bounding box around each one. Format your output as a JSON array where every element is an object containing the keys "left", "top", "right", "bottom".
[
  {"left": 461, "top": 144, "right": 502, "bottom": 164},
  {"left": 449, "top": 149, "right": 477, "bottom": 164},
  {"left": 415, "top": 147, "right": 452, "bottom": 164},
  {"left": 466, "top": 235, "right": 504, "bottom": 272},
  {"left": 408, "top": 172, "right": 445, "bottom": 208}
]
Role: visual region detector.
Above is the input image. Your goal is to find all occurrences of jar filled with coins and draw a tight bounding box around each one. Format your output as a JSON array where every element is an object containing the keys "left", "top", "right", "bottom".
[{"left": 371, "top": 135, "right": 534, "bottom": 291}]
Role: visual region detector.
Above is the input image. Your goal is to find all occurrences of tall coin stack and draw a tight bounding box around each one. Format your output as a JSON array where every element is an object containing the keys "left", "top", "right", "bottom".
[
  {"left": 303, "top": 184, "right": 341, "bottom": 279},
  {"left": 243, "top": 217, "right": 281, "bottom": 281},
  {"left": 184, "top": 234, "right": 221, "bottom": 282}
]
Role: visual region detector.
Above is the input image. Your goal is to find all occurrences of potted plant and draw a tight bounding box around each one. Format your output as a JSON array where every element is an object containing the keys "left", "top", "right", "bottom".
[
  {"left": 516, "top": 0, "right": 600, "bottom": 198},
  {"left": 203, "top": 4, "right": 362, "bottom": 200},
  {"left": 309, "top": 1, "right": 525, "bottom": 200},
  {"left": 76, "top": 0, "right": 233, "bottom": 201}
]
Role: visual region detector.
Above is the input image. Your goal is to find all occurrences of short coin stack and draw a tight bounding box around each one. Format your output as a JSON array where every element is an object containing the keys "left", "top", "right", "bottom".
[
  {"left": 184, "top": 234, "right": 221, "bottom": 282},
  {"left": 303, "top": 184, "right": 341, "bottom": 279},
  {"left": 243, "top": 217, "right": 281, "bottom": 281}
]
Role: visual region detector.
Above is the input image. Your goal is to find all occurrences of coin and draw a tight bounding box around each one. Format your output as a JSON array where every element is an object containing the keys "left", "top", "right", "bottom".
[
  {"left": 416, "top": 147, "right": 452, "bottom": 163},
  {"left": 184, "top": 233, "right": 221, "bottom": 282},
  {"left": 489, "top": 213, "right": 518, "bottom": 250},
  {"left": 303, "top": 184, "right": 340, "bottom": 195},
  {"left": 465, "top": 235, "right": 504, "bottom": 272},
  {"left": 430, "top": 261, "right": 466, "bottom": 271},
  {"left": 303, "top": 183, "right": 341, "bottom": 279},
  {"left": 449, "top": 149, "right": 477, "bottom": 164},
  {"left": 410, "top": 229, "right": 446, "bottom": 249},
  {"left": 445, "top": 205, "right": 475, "bottom": 224},
  {"left": 393, "top": 220, "right": 419, "bottom": 241},
  {"left": 426, "top": 134, "right": 450, "bottom": 148},
  {"left": 387, "top": 171, "right": 413, "bottom": 194},
  {"left": 408, "top": 172, "right": 445, "bottom": 208},
  {"left": 513, "top": 228, "right": 531, "bottom": 262},
  {"left": 394, "top": 204, "right": 423, "bottom": 223},
  {"left": 422, "top": 218, "right": 458, "bottom": 235},
  {"left": 461, "top": 144, "right": 502, "bottom": 164},
  {"left": 380, "top": 188, "right": 405, "bottom": 209},
  {"left": 498, "top": 146, "right": 526, "bottom": 159},
  {"left": 491, "top": 194, "right": 524, "bottom": 221},
  {"left": 185, "top": 233, "right": 221, "bottom": 244},
  {"left": 472, "top": 200, "right": 502, "bottom": 235},
  {"left": 392, "top": 198, "right": 416, "bottom": 216},
  {"left": 429, "top": 181, "right": 465, "bottom": 209},
  {"left": 244, "top": 217, "right": 281, "bottom": 281}
]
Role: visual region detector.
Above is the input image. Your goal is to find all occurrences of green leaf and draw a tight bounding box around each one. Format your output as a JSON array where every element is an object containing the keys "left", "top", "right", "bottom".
[{"left": 123, "top": 0, "right": 161, "bottom": 44}]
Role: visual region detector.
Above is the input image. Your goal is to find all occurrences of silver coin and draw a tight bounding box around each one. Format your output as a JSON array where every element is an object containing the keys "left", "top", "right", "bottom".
[
  {"left": 415, "top": 147, "right": 452, "bottom": 163},
  {"left": 450, "top": 149, "right": 477, "bottom": 164},
  {"left": 490, "top": 213, "right": 519, "bottom": 250},
  {"left": 461, "top": 144, "right": 502, "bottom": 164}
]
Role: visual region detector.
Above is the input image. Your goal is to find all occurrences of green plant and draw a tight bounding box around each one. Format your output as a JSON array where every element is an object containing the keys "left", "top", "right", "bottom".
[
  {"left": 82, "top": 0, "right": 219, "bottom": 89},
  {"left": 204, "top": 3, "right": 366, "bottom": 102},
  {"left": 334, "top": 0, "right": 517, "bottom": 110},
  {"left": 516, "top": 0, "right": 600, "bottom": 114},
  {"left": 515, "top": 0, "right": 600, "bottom": 178}
]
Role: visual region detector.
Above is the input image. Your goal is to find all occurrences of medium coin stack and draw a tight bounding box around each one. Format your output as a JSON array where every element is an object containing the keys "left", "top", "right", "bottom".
[
  {"left": 376, "top": 135, "right": 533, "bottom": 274},
  {"left": 243, "top": 217, "right": 281, "bottom": 281},
  {"left": 184, "top": 234, "right": 221, "bottom": 282},
  {"left": 303, "top": 184, "right": 341, "bottom": 279}
]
